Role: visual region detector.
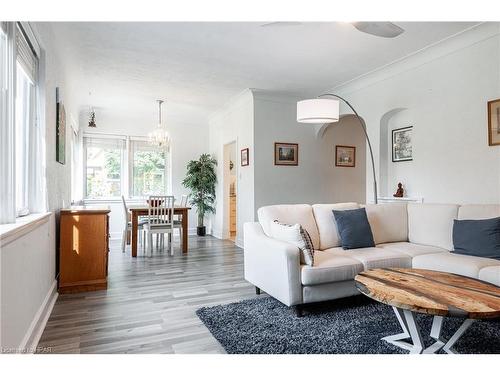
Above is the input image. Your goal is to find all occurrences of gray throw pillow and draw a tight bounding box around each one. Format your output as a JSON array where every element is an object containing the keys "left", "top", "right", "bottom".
[
  {"left": 452, "top": 217, "right": 500, "bottom": 260},
  {"left": 332, "top": 207, "right": 375, "bottom": 250}
]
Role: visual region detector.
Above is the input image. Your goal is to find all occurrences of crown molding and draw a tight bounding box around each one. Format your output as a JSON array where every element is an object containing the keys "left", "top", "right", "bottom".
[{"left": 332, "top": 22, "right": 500, "bottom": 96}]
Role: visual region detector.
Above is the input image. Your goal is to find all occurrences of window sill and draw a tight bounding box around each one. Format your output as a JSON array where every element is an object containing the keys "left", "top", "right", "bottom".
[{"left": 0, "top": 212, "right": 52, "bottom": 247}]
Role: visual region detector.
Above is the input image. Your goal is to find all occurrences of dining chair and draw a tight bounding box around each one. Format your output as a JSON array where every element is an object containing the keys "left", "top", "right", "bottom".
[
  {"left": 173, "top": 194, "right": 188, "bottom": 239},
  {"left": 143, "top": 195, "right": 175, "bottom": 257},
  {"left": 121, "top": 196, "right": 145, "bottom": 253}
]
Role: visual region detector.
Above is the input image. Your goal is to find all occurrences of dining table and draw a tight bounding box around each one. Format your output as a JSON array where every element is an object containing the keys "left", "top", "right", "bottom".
[{"left": 128, "top": 205, "right": 191, "bottom": 257}]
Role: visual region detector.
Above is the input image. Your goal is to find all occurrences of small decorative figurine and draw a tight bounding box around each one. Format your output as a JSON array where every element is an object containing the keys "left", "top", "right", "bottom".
[{"left": 393, "top": 182, "right": 404, "bottom": 198}]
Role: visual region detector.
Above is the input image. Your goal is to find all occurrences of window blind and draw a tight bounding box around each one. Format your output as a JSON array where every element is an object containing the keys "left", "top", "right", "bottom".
[{"left": 16, "top": 23, "right": 38, "bottom": 83}]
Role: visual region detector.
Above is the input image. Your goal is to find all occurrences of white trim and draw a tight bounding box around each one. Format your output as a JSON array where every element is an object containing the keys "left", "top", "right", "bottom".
[
  {"left": 208, "top": 88, "right": 253, "bottom": 122},
  {"left": 83, "top": 130, "right": 148, "bottom": 140},
  {"left": 0, "top": 212, "right": 51, "bottom": 246},
  {"left": 18, "top": 279, "right": 58, "bottom": 353},
  {"left": 235, "top": 237, "right": 244, "bottom": 249},
  {"left": 210, "top": 229, "right": 224, "bottom": 240}
]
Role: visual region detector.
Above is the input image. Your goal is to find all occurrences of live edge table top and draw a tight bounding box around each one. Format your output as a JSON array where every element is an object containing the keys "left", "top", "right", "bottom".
[{"left": 355, "top": 268, "right": 500, "bottom": 319}]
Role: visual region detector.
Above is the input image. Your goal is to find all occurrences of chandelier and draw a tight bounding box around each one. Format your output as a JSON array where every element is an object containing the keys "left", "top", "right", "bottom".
[{"left": 148, "top": 99, "right": 170, "bottom": 147}]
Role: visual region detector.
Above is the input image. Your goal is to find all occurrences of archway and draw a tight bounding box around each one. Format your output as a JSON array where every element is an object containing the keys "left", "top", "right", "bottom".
[
  {"left": 317, "top": 114, "right": 367, "bottom": 203},
  {"left": 379, "top": 108, "right": 408, "bottom": 197}
]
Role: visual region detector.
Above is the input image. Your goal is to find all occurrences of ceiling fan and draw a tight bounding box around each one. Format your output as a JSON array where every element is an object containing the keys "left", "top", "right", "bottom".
[{"left": 260, "top": 22, "right": 405, "bottom": 38}]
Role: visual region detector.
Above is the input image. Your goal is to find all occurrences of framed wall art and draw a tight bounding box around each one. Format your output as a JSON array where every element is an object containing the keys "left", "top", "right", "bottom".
[
  {"left": 241, "top": 148, "right": 249, "bottom": 166},
  {"left": 488, "top": 99, "right": 500, "bottom": 146},
  {"left": 274, "top": 142, "right": 298, "bottom": 166},
  {"left": 56, "top": 87, "right": 66, "bottom": 165},
  {"left": 335, "top": 145, "right": 356, "bottom": 167},
  {"left": 392, "top": 126, "right": 413, "bottom": 162}
]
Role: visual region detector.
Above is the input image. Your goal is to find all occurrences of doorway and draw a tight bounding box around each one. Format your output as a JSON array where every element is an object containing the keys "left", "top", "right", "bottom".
[{"left": 223, "top": 141, "right": 237, "bottom": 242}]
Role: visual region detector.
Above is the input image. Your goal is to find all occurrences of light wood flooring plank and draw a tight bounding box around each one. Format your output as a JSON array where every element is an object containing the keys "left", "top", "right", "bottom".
[{"left": 37, "top": 236, "right": 258, "bottom": 354}]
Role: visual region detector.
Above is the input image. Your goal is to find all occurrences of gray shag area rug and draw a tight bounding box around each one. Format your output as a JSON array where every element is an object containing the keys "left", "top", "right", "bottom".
[{"left": 196, "top": 295, "right": 500, "bottom": 354}]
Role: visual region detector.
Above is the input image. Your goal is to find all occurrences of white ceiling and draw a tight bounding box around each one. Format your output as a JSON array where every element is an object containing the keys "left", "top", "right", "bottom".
[{"left": 45, "top": 22, "right": 478, "bottom": 131}]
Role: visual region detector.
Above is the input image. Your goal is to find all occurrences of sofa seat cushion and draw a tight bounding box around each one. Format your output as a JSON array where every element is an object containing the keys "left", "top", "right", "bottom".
[
  {"left": 365, "top": 203, "right": 408, "bottom": 244},
  {"left": 478, "top": 266, "right": 500, "bottom": 286},
  {"left": 312, "top": 203, "right": 359, "bottom": 250},
  {"left": 301, "top": 248, "right": 364, "bottom": 286},
  {"left": 377, "top": 242, "right": 447, "bottom": 258},
  {"left": 412, "top": 253, "right": 500, "bottom": 279},
  {"left": 327, "top": 247, "right": 412, "bottom": 270},
  {"left": 258, "top": 204, "right": 320, "bottom": 249}
]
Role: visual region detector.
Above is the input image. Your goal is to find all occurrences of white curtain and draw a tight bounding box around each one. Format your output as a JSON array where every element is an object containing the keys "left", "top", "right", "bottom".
[{"left": 0, "top": 23, "right": 16, "bottom": 224}]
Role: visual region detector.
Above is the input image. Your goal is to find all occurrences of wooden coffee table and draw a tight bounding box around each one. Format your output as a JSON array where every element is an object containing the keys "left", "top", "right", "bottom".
[{"left": 355, "top": 268, "right": 500, "bottom": 354}]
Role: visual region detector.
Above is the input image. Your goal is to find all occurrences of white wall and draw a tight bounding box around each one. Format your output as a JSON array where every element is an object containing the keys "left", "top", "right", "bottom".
[
  {"left": 334, "top": 23, "right": 500, "bottom": 204},
  {"left": 208, "top": 90, "right": 254, "bottom": 247},
  {"left": 253, "top": 92, "right": 366, "bottom": 213},
  {"left": 1, "top": 216, "right": 57, "bottom": 350},
  {"left": 0, "top": 23, "right": 76, "bottom": 350},
  {"left": 208, "top": 90, "right": 366, "bottom": 246}
]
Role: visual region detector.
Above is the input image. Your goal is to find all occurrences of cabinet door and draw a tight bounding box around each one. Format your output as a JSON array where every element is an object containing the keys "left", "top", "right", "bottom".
[{"left": 60, "top": 213, "right": 107, "bottom": 285}]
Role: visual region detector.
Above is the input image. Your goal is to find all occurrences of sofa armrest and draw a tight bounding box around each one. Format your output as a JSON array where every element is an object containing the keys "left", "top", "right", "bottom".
[{"left": 243, "top": 222, "right": 302, "bottom": 306}]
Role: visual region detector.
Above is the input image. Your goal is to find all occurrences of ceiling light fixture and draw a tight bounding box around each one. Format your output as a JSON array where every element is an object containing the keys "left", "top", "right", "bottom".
[{"left": 148, "top": 99, "right": 169, "bottom": 148}]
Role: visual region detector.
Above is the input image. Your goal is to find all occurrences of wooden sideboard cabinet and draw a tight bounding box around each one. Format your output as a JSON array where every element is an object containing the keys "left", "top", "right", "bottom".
[{"left": 59, "top": 206, "right": 110, "bottom": 294}]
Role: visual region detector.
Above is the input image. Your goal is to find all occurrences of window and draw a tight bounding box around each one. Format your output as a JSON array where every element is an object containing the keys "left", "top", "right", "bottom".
[
  {"left": 130, "top": 140, "right": 167, "bottom": 197},
  {"left": 0, "top": 22, "right": 45, "bottom": 224},
  {"left": 83, "top": 135, "right": 169, "bottom": 200},
  {"left": 15, "top": 24, "right": 39, "bottom": 217},
  {"left": 15, "top": 63, "right": 35, "bottom": 215},
  {"left": 84, "top": 137, "right": 125, "bottom": 199}
]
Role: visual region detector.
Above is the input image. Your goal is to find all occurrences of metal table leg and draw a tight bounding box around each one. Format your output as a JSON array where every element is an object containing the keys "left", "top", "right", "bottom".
[{"left": 384, "top": 307, "right": 476, "bottom": 354}]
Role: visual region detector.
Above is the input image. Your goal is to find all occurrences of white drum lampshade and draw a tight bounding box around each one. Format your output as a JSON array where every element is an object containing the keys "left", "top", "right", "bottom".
[{"left": 296, "top": 98, "right": 340, "bottom": 124}]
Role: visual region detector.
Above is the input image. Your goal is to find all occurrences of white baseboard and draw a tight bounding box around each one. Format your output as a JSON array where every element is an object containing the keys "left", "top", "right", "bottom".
[
  {"left": 210, "top": 230, "right": 224, "bottom": 240},
  {"left": 19, "top": 279, "right": 58, "bottom": 353},
  {"left": 235, "top": 238, "right": 244, "bottom": 249}
]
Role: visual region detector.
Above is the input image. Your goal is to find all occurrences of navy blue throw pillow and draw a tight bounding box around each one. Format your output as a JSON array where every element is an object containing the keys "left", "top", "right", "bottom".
[
  {"left": 332, "top": 208, "right": 375, "bottom": 250},
  {"left": 452, "top": 217, "right": 500, "bottom": 260}
]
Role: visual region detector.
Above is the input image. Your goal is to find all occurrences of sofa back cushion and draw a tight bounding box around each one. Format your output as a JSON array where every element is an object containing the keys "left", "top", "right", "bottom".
[
  {"left": 312, "top": 203, "right": 359, "bottom": 249},
  {"left": 364, "top": 203, "right": 408, "bottom": 244},
  {"left": 258, "top": 204, "right": 320, "bottom": 249},
  {"left": 458, "top": 204, "right": 500, "bottom": 220},
  {"left": 408, "top": 203, "right": 459, "bottom": 250}
]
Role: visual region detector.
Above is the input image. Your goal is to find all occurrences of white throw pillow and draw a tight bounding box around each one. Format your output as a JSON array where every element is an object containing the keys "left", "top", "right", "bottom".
[{"left": 271, "top": 220, "right": 315, "bottom": 266}]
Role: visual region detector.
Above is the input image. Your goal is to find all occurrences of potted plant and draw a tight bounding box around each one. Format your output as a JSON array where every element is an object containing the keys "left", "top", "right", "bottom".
[{"left": 182, "top": 153, "right": 217, "bottom": 236}]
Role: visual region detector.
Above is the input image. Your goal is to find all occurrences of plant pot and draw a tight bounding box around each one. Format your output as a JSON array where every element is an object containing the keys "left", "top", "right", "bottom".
[{"left": 197, "top": 226, "right": 206, "bottom": 236}]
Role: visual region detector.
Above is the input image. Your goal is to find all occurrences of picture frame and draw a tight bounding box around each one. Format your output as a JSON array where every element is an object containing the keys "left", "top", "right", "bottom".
[
  {"left": 56, "top": 87, "right": 66, "bottom": 165},
  {"left": 488, "top": 99, "right": 500, "bottom": 146},
  {"left": 241, "top": 148, "right": 249, "bottom": 166},
  {"left": 392, "top": 126, "right": 413, "bottom": 162},
  {"left": 274, "top": 142, "right": 298, "bottom": 166},
  {"left": 335, "top": 145, "right": 356, "bottom": 167}
]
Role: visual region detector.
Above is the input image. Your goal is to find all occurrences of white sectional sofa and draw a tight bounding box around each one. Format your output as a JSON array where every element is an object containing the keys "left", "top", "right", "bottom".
[{"left": 243, "top": 203, "right": 500, "bottom": 314}]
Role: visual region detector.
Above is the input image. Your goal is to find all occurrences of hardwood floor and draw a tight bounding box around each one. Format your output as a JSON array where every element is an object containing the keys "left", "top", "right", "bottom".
[{"left": 37, "top": 235, "right": 257, "bottom": 354}]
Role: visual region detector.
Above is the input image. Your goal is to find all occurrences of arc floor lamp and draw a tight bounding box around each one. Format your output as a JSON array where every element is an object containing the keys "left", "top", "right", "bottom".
[{"left": 296, "top": 94, "right": 378, "bottom": 204}]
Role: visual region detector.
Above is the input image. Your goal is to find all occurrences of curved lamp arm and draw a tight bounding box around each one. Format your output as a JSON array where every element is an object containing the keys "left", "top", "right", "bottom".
[{"left": 319, "top": 93, "right": 378, "bottom": 204}]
